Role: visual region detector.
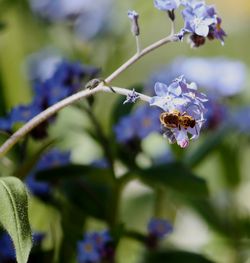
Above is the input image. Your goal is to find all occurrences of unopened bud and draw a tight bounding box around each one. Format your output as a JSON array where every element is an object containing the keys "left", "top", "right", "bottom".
[{"left": 128, "top": 10, "right": 140, "bottom": 36}]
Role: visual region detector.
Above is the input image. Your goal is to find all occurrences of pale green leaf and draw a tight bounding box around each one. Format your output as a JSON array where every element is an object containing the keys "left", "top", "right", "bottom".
[{"left": 0, "top": 177, "right": 32, "bottom": 263}]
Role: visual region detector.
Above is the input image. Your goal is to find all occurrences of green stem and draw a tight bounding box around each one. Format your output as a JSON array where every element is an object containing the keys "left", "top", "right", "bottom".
[{"left": 154, "top": 186, "right": 166, "bottom": 218}]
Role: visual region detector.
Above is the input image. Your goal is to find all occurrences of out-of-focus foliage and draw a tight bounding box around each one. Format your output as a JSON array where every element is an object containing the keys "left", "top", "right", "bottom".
[{"left": 0, "top": 0, "right": 250, "bottom": 263}]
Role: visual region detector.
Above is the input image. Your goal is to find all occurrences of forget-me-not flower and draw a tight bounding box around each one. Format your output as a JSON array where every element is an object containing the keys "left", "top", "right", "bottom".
[{"left": 150, "top": 76, "right": 208, "bottom": 148}]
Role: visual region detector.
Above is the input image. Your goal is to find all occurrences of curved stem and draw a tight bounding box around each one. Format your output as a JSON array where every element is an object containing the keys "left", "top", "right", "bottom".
[
  {"left": 0, "top": 86, "right": 150, "bottom": 157},
  {"left": 105, "top": 34, "right": 178, "bottom": 83},
  {"left": 0, "top": 33, "right": 178, "bottom": 157}
]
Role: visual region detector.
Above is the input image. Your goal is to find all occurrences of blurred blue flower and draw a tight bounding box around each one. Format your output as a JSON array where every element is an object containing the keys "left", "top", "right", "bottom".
[
  {"left": 204, "top": 99, "right": 228, "bottom": 130},
  {"left": 77, "top": 239, "right": 100, "bottom": 263},
  {"left": 148, "top": 218, "right": 173, "bottom": 239},
  {"left": 0, "top": 117, "right": 12, "bottom": 131},
  {"left": 10, "top": 103, "right": 41, "bottom": 124},
  {"left": 29, "top": 0, "right": 113, "bottom": 40},
  {"left": 181, "top": 0, "right": 225, "bottom": 47},
  {"left": 154, "top": 0, "right": 180, "bottom": 11},
  {"left": 146, "top": 57, "right": 246, "bottom": 97},
  {"left": 232, "top": 107, "right": 250, "bottom": 134},
  {"left": 25, "top": 149, "right": 70, "bottom": 199},
  {"left": 33, "top": 59, "right": 99, "bottom": 107},
  {"left": 133, "top": 105, "right": 162, "bottom": 139},
  {"left": 150, "top": 76, "right": 207, "bottom": 148},
  {"left": 77, "top": 230, "right": 112, "bottom": 263},
  {"left": 91, "top": 158, "right": 110, "bottom": 169},
  {"left": 0, "top": 232, "right": 45, "bottom": 262},
  {"left": 114, "top": 115, "right": 137, "bottom": 143},
  {"left": 114, "top": 105, "right": 161, "bottom": 143},
  {"left": 0, "top": 233, "right": 15, "bottom": 261}
]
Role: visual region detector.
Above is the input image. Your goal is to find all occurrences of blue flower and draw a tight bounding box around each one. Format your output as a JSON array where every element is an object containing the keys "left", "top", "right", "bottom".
[
  {"left": 154, "top": 0, "right": 181, "bottom": 11},
  {"left": 25, "top": 149, "right": 70, "bottom": 199},
  {"left": 150, "top": 76, "right": 207, "bottom": 148},
  {"left": 181, "top": 0, "right": 225, "bottom": 47},
  {"left": 148, "top": 218, "right": 173, "bottom": 239},
  {"left": 204, "top": 99, "right": 228, "bottom": 130},
  {"left": 10, "top": 103, "right": 41, "bottom": 124},
  {"left": 77, "top": 230, "right": 112, "bottom": 263},
  {"left": 77, "top": 239, "right": 100, "bottom": 263},
  {"left": 114, "top": 115, "right": 137, "bottom": 143},
  {"left": 0, "top": 117, "right": 12, "bottom": 132},
  {"left": 0, "top": 231, "right": 45, "bottom": 262},
  {"left": 0, "top": 233, "right": 15, "bottom": 261},
  {"left": 133, "top": 105, "right": 162, "bottom": 139},
  {"left": 147, "top": 57, "right": 246, "bottom": 98},
  {"left": 114, "top": 105, "right": 161, "bottom": 143},
  {"left": 232, "top": 107, "right": 250, "bottom": 134},
  {"left": 29, "top": 0, "right": 113, "bottom": 40}
]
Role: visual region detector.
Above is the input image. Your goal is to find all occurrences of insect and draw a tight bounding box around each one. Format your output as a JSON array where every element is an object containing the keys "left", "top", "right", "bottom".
[{"left": 160, "top": 110, "right": 196, "bottom": 130}]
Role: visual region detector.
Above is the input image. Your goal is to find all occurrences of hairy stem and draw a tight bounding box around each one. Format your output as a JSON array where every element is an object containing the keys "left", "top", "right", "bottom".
[{"left": 0, "top": 33, "right": 177, "bottom": 157}]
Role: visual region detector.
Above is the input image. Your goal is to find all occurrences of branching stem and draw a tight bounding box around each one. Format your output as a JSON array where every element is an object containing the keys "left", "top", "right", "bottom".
[{"left": 0, "top": 34, "right": 178, "bottom": 157}]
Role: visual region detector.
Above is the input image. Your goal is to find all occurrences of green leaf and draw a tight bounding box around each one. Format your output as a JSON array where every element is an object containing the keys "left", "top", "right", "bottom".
[
  {"left": 184, "top": 124, "right": 231, "bottom": 168},
  {"left": 143, "top": 250, "right": 215, "bottom": 263},
  {"left": 13, "top": 139, "right": 56, "bottom": 179},
  {"left": 0, "top": 177, "right": 32, "bottom": 263},
  {"left": 137, "top": 162, "right": 209, "bottom": 198},
  {"left": 36, "top": 164, "right": 113, "bottom": 182},
  {"left": 37, "top": 165, "right": 115, "bottom": 221}
]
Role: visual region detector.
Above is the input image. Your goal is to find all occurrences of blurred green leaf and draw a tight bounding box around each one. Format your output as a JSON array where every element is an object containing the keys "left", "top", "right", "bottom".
[
  {"left": 185, "top": 124, "right": 231, "bottom": 168},
  {"left": 36, "top": 164, "right": 113, "bottom": 182},
  {"left": 217, "top": 143, "right": 241, "bottom": 188},
  {"left": 143, "top": 250, "right": 215, "bottom": 263},
  {"left": 13, "top": 139, "right": 56, "bottom": 179},
  {"left": 137, "top": 162, "right": 209, "bottom": 198},
  {"left": 37, "top": 165, "right": 115, "bottom": 222},
  {"left": 0, "top": 177, "right": 32, "bottom": 263}
]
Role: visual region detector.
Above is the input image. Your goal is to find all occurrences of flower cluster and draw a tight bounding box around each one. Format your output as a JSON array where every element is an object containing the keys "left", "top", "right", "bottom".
[
  {"left": 77, "top": 230, "right": 113, "bottom": 263},
  {"left": 154, "top": 0, "right": 226, "bottom": 47},
  {"left": 0, "top": 58, "right": 98, "bottom": 139},
  {"left": 146, "top": 218, "right": 173, "bottom": 249},
  {"left": 114, "top": 105, "right": 161, "bottom": 143},
  {"left": 150, "top": 76, "right": 208, "bottom": 148},
  {"left": 25, "top": 149, "right": 71, "bottom": 200}
]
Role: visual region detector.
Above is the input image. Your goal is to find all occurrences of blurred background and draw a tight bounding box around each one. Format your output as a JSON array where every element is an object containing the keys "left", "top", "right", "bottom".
[{"left": 0, "top": 0, "right": 250, "bottom": 263}]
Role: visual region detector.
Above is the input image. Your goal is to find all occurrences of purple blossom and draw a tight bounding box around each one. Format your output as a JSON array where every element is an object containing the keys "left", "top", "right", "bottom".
[
  {"left": 148, "top": 218, "right": 173, "bottom": 239},
  {"left": 150, "top": 76, "right": 207, "bottom": 148},
  {"left": 181, "top": 0, "right": 225, "bottom": 47},
  {"left": 154, "top": 0, "right": 181, "bottom": 11}
]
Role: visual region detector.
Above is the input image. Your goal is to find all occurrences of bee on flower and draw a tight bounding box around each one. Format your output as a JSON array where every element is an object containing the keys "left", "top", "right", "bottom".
[{"left": 150, "top": 76, "right": 208, "bottom": 148}]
